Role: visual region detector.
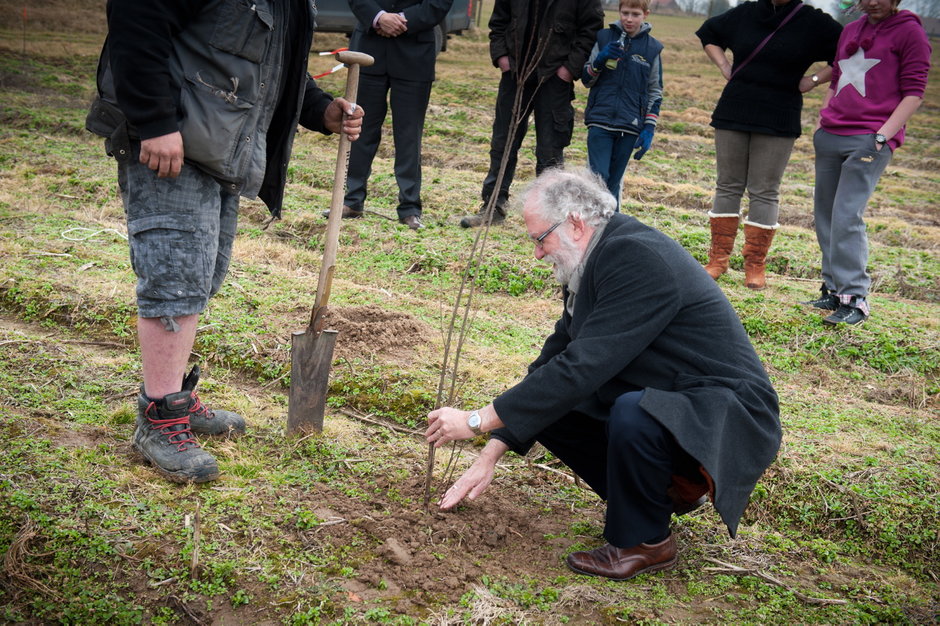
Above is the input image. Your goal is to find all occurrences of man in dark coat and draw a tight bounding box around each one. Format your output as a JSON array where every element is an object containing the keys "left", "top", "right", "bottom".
[
  {"left": 335, "top": 0, "right": 454, "bottom": 230},
  {"left": 459, "top": 0, "right": 605, "bottom": 227},
  {"left": 427, "top": 167, "right": 781, "bottom": 580}
]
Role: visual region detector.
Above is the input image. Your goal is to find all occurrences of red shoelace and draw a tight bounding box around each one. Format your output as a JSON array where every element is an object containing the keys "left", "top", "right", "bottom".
[
  {"left": 188, "top": 393, "right": 215, "bottom": 420},
  {"left": 145, "top": 402, "right": 200, "bottom": 451}
]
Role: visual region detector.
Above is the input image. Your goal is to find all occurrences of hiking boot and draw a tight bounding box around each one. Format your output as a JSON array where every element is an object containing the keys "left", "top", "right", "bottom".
[
  {"left": 180, "top": 366, "right": 246, "bottom": 436},
  {"left": 823, "top": 296, "right": 869, "bottom": 326},
  {"left": 801, "top": 284, "right": 839, "bottom": 311},
  {"left": 460, "top": 204, "right": 505, "bottom": 228},
  {"left": 134, "top": 390, "right": 220, "bottom": 484}
]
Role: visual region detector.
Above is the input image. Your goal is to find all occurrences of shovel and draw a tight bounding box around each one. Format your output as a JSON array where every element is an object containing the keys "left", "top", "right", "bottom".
[{"left": 287, "top": 50, "right": 374, "bottom": 435}]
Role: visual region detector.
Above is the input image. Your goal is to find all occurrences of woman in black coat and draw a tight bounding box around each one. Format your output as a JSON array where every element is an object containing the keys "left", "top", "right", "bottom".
[{"left": 697, "top": 0, "right": 842, "bottom": 289}]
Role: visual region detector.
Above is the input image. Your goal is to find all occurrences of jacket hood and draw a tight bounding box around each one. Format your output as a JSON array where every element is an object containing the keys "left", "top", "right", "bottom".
[
  {"left": 609, "top": 21, "right": 652, "bottom": 38},
  {"left": 879, "top": 9, "right": 924, "bottom": 31}
]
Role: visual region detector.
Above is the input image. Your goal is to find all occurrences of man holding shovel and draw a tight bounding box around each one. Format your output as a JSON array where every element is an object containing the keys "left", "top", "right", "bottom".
[
  {"left": 427, "top": 168, "right": 781, "bottom": 581},
  {"left": 86, "top": 0, "right": 363, "bottom": 483}
]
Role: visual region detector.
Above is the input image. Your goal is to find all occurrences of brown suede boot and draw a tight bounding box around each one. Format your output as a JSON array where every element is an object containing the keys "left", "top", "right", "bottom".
[
  {"left": 742, "top": 224, "right": 776, "bottom": 290},
  {"left": 704, "top": 216, "right": 739, "bottom": 279}
]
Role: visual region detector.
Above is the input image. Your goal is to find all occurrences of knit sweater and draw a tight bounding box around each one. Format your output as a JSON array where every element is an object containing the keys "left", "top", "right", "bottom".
[
  {"left": 696, "top": 0, "right": 842, "bottom": 137},
  {"left": 820, "top": 10, "right": 932, "bottom": 151}
]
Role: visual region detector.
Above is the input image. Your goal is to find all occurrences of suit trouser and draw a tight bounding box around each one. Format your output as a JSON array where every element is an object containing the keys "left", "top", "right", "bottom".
[
  {"left": 481, "top": 71, "right": 575, "bottom": 211},
  {"left": 812, "top": 129, "right": 892, "bottom": 298},
  {"left": 534, "top": 391, "right": 701, "bottom": 548},
  {"left": 711, "top": 129, "right": 795, "bottom": 227},
  {"left": 344, "top": 73, "right": 432, "bottom": 219}
]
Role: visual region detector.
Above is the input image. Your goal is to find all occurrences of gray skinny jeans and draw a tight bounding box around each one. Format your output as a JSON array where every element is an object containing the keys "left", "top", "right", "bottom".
[{"left": 710, "top": 128, "right": 795, "bottom": 228}]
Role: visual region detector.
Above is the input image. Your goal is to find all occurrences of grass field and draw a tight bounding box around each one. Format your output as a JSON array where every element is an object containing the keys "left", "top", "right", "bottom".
[{"left": 0, "top": 1, "right": 938, "bottom": 624}]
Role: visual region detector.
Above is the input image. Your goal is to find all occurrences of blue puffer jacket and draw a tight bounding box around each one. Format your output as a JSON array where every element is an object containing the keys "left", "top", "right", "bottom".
[{"left": 583, "top": 22, "right": 663, "bottom": 134}]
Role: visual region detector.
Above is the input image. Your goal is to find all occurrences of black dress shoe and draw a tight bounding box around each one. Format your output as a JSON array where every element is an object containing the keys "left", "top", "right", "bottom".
[
  {"left": 400, "top": 215, "right": 424, "bottom": 230},
  {"left": 322, "top": 205, "right": 363, "bottom": 219}
]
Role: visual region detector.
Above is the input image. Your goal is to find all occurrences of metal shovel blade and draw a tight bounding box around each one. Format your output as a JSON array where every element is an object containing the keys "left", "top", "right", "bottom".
[
  {"left": 286, "top": 50, "right": 374, "bottom": 435},
  {"left": 287, "top": 327, "right": 337, "bottom": 434}
]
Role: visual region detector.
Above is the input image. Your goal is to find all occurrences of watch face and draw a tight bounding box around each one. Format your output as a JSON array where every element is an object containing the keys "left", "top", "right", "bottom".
[
  {"left": 468, "top": 412, "right": 481, "bottom": 429},
  {"left": 875, "top": 134, "right": 886, "bottom": 143}
]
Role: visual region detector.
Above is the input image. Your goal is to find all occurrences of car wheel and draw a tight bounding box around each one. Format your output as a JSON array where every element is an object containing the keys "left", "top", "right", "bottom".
[{"left": 434, "top": 24, "right": 444, "bottom": 54}]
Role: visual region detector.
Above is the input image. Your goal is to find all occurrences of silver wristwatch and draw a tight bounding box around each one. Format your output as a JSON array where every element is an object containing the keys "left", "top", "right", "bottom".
[
  {"left": 874, "top": 133, "right": 887, "bottom": 146},
  {"left": 467, "top": 410, "right": 483, "bottom": 435}
]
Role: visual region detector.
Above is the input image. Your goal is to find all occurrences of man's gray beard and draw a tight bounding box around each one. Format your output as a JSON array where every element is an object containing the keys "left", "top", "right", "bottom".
[{"left": 545, "top": 234, "right": 583, "bottom": 286}]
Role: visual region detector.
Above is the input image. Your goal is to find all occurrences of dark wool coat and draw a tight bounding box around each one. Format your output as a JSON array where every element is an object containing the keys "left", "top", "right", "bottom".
[{"left": 491, "top": 214, "right": 781, "bottom": 536}]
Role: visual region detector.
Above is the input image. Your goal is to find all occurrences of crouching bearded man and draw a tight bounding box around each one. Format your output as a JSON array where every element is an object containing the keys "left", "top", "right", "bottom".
[{"left": 426, "top": 167, "right": 781, "bottom": 581}]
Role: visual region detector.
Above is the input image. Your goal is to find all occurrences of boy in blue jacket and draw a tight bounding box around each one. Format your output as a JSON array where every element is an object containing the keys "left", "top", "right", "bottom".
[{"left": 583, "top": 0, "right": 663, "bottom": 210}]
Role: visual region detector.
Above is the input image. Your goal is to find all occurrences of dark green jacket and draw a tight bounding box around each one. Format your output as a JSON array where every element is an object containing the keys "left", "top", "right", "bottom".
[{"left": 488, "top": 0, "right": 604, "bottom": 80}]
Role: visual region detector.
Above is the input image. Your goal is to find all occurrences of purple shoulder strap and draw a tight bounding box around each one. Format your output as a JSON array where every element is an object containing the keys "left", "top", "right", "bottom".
[{"left": 730, "top": 2, "right": 805, "bottom": 80}]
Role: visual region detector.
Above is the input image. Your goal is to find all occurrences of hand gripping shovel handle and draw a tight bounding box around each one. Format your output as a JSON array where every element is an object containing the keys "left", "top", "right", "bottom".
[
  {"left": 309, "top": 50, "right": 375, "bottom": 334},
  {"left": 288, "top": 51, "right": 373, "bottom": 436}
]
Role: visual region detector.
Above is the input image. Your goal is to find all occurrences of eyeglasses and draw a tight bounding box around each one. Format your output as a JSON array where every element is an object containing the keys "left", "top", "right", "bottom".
[{"left": 532, "top": 219, "right": 565, "bottom": 249}]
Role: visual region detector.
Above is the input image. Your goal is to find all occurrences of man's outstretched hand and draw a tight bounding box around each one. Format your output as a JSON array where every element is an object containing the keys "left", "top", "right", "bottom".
[{"left": 438, "top": 439, "right": 508, "bottom": 510}]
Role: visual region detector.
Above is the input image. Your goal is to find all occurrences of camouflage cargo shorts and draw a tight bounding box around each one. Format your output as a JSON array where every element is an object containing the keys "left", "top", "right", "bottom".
[{"left": 118, "top": 159, "right": 239, "bottom": 320}]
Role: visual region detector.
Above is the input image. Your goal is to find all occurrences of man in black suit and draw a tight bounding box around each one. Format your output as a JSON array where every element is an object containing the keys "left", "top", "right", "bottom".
[
  {"left": 335, "top": 0, "right": 454, "bottom": 230},
  {"left": 427, "top": 168, "right": 781, "bottom": 581}
]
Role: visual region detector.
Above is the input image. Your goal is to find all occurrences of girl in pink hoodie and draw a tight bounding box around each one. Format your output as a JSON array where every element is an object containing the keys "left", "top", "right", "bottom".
[{"left": 807, "top": 0, "right": 931, "bottom": 325}]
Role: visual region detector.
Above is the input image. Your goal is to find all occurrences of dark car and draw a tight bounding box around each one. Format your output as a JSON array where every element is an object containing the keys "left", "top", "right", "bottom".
[{"left": 314, "top": 0, "right": 475, "bottom": 51}]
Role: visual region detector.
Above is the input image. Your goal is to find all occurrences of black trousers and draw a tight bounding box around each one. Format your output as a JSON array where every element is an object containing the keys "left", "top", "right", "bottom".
[
  {"left": 481, "top": 71, "right": 575, "bottom": 211},
  {"left": 344, "top": 73, "right": 432, "bottom": 219},
  {"left": 536, "top": 391, "right": 702, "bottom": 548}
]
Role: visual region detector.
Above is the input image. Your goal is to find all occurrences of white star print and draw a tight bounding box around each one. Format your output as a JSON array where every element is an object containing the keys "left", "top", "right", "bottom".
[{"left": 835, "top": 48, "right": 881, "bottom": 98}]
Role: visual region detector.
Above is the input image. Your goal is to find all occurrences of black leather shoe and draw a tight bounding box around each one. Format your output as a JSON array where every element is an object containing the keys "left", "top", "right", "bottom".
[
  {"left": 322, "top": 205, "right": 363, "bottom": 219},
  {"left": 400, "top": 215, "right": 424, "bottom": 230}
]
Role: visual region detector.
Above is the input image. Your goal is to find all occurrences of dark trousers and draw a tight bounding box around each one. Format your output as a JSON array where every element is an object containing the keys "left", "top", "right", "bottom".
[
  {"left": 536, "top": 391, "right": 701, "bottom": 548},
  {"left": 481, "top": 71, "right": 575, "bottom": 211},
  {"left": 344, "top": 73, "right": 432, "bottom": 219}
]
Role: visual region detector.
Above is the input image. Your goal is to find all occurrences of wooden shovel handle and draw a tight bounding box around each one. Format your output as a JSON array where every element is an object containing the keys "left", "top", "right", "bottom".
[{"left": 309, "top": 51, "right": 375, "bottom": 332}]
